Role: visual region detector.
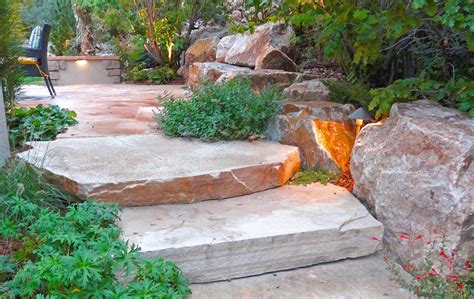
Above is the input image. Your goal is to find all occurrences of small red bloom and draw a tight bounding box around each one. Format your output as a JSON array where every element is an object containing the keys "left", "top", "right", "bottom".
[
  {"left": 399, "top": 234, "right": 410, "bottom": 239},
  {"left": 371, "top": 236, "right": 380, "bottom": 241},
  {"left": 429, "top": 268, "right": 439, "bottom": 277},
  {"left": 416, "top": 274, "right": 426, "bottom": 281},
  {"left": 426, "top": 240, "right": 433, "bottom": 245},
  {"left": 439, "top": 251, "right": 449, "bottom": 260},
  {"left": 414, "top": 235, "right": 422, "bottom": 240},
  {"left": 465, "top": 260, "right": 470, "bottom": 270},
  {"left": 403, "top": 263, "right": 414, "bottom": 271},
  {"left": 384, "top": 256, "right": 389, "bottom": 262},
  {"left": 458, "top": 283, "right": 464, "bottom": 289}
]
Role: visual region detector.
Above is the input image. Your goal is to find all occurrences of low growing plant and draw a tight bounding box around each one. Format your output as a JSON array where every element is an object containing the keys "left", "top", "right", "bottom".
[
  {"left": 290, "top": 168, "right": 339, "bottom": 186},
  {"left": 7, "top": 104, "right": 78, "bottom": 147},
  {"left": 124, "top": 66, "right": 177, "bottom": 84},
  {"left": 158, "top": 78, "right": 284, "bottom": 140},
  {"left": 0, "top": 160, "right": 191, "bottom": 298},
  {"left": 381, "top": 234, "right": 473, "bottom": 299},
  {"left": 369, "top": 78, "right": 474, "bottom": 118}
]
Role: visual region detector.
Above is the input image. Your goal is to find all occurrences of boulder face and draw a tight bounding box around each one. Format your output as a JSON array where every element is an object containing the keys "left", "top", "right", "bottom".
[
  {"left": 216, "top": 23, "right": 294, "bottom": 68},
  {"left": 266, "top": 101, "right": 357, "bottom": 173},
  {"left": 283, "top": 80, "right": 330, "bottom": 101},
  {"left": 351, "top": 100, "right": 474, "bottom": 264},
  {"left": 257, "top": 48, "right": 298, "bottom": 72},
  {"left": 188, "top": 62, "right": 317, "bottom": 91},
  {"left": 180, "top": 37, "right": 220, "bottom": 78}
]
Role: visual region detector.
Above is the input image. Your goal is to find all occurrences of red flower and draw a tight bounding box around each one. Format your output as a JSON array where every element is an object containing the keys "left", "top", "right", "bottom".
[
  {"left": 384, "top": 256, "right": 389, "bottom": 262},
  {"left": 465, "top": 260, "right": 470, "bottom": 270},
  {"left": 403, "top": 263, "right": 414, "bottom": 271},
  {"left": 400, "top": 234, "right": 410, "bottom": 239},
  {"left": 371, "top": 236, "right": 380, "bottom": 241},
  {"left": 416, "top": 274, "right": 426, "bottom": 281},
  {"left": 429, "top": 268, "right": 439, "bottom": 277},
  {"left": 458, "top": 283, "right": 464, "bottom": 289},
  {"left": 414, "top": 235, "right": 422, "bottom": 240},
  {"left": 426, "top": 240, "right": 433, "bottom": 245},
  {"left": 439, "top": 251, "right": 449, "bottom": 260}
]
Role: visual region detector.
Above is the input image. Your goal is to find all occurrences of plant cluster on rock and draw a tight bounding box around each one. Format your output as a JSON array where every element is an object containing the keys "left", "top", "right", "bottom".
[{"left": 158, "top": 78, "right": 283, "bottom": 140}]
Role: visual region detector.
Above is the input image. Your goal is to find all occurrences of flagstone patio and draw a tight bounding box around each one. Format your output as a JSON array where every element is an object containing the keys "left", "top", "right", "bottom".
[{"left": 19, "top": 84, "right": 187, "bottom": 137}]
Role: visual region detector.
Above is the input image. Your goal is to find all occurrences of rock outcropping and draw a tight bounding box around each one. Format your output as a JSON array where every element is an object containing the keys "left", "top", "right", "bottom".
[
  {"left": 188, "top": 62, "right": 317, "bottom": 91},
  {"left": 351, "top": 100, "right": 473, "bottom": 263},
  {"left": 216, "top": 23, "right": 294, "bottom": 69},
  {"left": 267, "top": 101, "right": 357, "bottom": 173},
  {"left": 283, "top": 80, "right": 330, "bottom": 101}
]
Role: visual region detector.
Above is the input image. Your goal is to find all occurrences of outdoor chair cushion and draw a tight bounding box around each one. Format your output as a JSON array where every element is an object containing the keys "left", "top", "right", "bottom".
[{"left": 27, "top": 25, "right": 42, "bottom": 49}]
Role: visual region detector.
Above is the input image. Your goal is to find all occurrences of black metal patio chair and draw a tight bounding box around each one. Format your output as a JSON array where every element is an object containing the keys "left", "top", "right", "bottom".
[{"left": 19, "top": 24, "right": 56, "bottom": 98}]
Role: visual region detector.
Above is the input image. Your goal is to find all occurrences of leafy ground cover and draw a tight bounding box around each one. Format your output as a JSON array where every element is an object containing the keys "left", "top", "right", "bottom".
[
  {"left": 0, "top": 160, "right": 191, "bottom": 298},
  {"left": 290, "top": 168, "right": 339, "bottom": 186},
  {"left": 7, "top": 104, "right": 78, "bottom": 147},
  {"left": 158, "top": 78, "right": 284, "bottom": 141}
]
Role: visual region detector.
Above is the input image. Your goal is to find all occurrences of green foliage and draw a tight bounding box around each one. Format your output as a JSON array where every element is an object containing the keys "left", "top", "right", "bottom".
[
  {"left": 369, "top": 78, "right": 474, "bottom": 118},
  {"left": 0, "top": 0, "right": 24, "bottom": 110},
  {"left": 0, "top": 161, "right": 191, "bottom": 297},
  {"left": 7, "top": 104, "right": 78, "bottom": 147},
  {"left": 313, "top": 0, "right": 473, "bottom": 85},
  {"left": 158, "top": 78, "right": 283, "bottom": 140},
  {"left": 50, "top": 0, "right": 76, "bottom": 56},
  {"left": 322, "top": 80, "right": 372, "bottom": 112},
  {"left": 20, "top": 0, "right": 78, "bottom": 56},
  {"left": 385, "top": 236, "right": 472, "bottom": 299},
  {"left": 290, "top": 168, "right": 339, "bottom": 186},
  {"left": 0, "top": 160, "right": 70, "bottom": 211},
  {"left": 124, "top": 66, "right": 177, "bottom": 84}
]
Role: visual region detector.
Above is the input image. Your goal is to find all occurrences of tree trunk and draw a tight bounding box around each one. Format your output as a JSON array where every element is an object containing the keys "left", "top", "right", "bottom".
[{"left": 74, "top": 5, "right": 95, "bottom": 56}]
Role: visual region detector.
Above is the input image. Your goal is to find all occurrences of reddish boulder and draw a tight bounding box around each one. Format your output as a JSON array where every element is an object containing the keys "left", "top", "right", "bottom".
[
  {"left": 283, "top": 80, "right": 330, "bottom": 101},
  {"left": 188, "top": 62, "right": 317, "bottom": 91},
  {"left": 351, "top": 100, "right": 473, "bottom": 264},
  {"left": 266, "top": 101, "right": 357, "bottom": 173},
  {"left": 180, "top": 37, "right": 220, "bottom": 78},
  {"left": 216, "top": 23, "right": 294, "bottom": 68},
  {"left": 256, "top": 48, "right": 298, "bottom": 72}
]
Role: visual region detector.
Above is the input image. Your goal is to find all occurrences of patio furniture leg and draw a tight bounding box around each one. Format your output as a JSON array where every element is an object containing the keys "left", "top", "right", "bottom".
[
  {"left": 47, "top": 76, "right": 57, "bottom": 96},
  {"left": 44, "top": 77, "right": 54, "bottom": 98}
]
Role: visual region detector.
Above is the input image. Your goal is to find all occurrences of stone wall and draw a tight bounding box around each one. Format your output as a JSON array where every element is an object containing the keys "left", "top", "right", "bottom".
[{"left": 48, "top": 56, "right": 122, "bottom": 86}]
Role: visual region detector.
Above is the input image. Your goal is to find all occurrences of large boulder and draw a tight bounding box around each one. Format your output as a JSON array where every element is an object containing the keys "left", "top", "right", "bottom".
[
  {"left": 188, "top": 62, "right": 317, "bottom": 91},
  {"left": 266, "top": 101, "right": 357, "bottom": 173},
  {"left": 257, "top": 48, "right": 298, "bottom": 72},
  {"left": 180, "top": 37, "right": 220, "bottom": 78},
  {"left": 351, "top": 100, "right": 473, "bottom": 263},
  {"left": 216, "top": 23, "right": 294, "bottom": 69},
  {"left": 283, "top": 80, "right": 330, "bottom": 101}
]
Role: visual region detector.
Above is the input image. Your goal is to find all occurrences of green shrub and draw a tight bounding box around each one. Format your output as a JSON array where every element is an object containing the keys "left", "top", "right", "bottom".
[
  {"left": 369, "top": 78, "right": 474, "bottom": 118},
  {"left": 0, "top": 0, "right": 23, "bottom": 110},
  {"left": 290, "top": 168, "right": 339, "bottom": 186},
  {"left": 323, "top": 80, "right": 372, "bottom": 112},
  {"left": 124, "top": 66, "right": 177, "bottom": 84},
  {"left": 158, "top": 78, "right": 284, "bottom": 140},
  {"left": 7, "top": 104, "right": 78, "bottom": 147},
  {"left": 0, "top": 160, "right": 191, "bottom": 297}
]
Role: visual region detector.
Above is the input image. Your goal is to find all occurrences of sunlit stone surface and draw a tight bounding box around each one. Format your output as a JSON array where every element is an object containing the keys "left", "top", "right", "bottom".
[
  {"left": 120, "top": 183, "right": 383, "bottom": 283},
  {"left": 18, "top": 134, "right": 301, "bottom": 206},
  {"left": 266, "top": 101, "right": 356, "bottom": 173}
]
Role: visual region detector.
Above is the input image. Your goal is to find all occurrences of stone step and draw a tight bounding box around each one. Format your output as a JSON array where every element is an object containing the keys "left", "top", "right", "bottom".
[
  {"left": 119, "top": 183, "right": 383, "bottom": 283},
  {"left": 18, "top": 134, "right": 301, "bottom": 206}
]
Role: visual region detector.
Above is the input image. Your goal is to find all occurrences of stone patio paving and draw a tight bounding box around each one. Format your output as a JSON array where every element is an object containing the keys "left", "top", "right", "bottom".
[{"left": 19, "top": 84, "right": 187, "bottom": 137}]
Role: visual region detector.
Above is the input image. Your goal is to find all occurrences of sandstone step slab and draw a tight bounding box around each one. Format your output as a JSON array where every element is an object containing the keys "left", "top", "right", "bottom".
[
  {"left": 119, "top": 183, "right": 383, "bottom": 283},
  {"left": 18, "top": 134, "right": 301, "bottom": 206}
]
